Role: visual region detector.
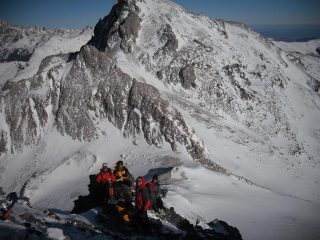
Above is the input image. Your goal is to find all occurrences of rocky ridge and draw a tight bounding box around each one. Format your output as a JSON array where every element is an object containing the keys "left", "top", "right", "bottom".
[{"left": 0, "top": 189, "right": 242, "bottom": 240}]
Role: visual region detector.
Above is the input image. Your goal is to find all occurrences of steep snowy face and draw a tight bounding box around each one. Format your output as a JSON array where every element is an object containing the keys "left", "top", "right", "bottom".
[
  {"left": 121, "top": 0, "right": 320, "bottom": 167},
  {"left": 90, "top": 0, "right": 320, "bottom": 205},
  {"left": 132, "top": 0, "right": 291, "bottom": 134},
  {"left": 0, "top": 1, "right": 221, "bottom": 171},
  {"left": 273, "top": 40, "right": 320, "bottom": 91}
]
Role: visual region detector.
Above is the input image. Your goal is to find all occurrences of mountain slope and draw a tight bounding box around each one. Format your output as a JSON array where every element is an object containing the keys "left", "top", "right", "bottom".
[
  {"left": 0, "top": 0, "right": 320, "bottom": 239},
  {"left": 0, "top": 20, "right": 93, "bottom": 85}
]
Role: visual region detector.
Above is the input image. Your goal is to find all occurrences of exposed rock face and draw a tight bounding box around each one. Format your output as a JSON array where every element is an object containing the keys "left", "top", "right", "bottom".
[
  {"left": 125, "top": 79, "right": 212, "bottom": 164},
  {"left": 89, "top": 0, "right": 141, "bottom": 53},
  {"left": 0, "top": 53, "right": 69, "bottom": 153},
  {"left": 54, "top": 43, "right": 213, "bottom": 165},
  {"left": 119, "top": 12, "right": 141, "bottom": 52},
  {"left": 316, "top": 47, "right": 320, "bottom": 56},
  {"left": 179, "top": 64, "right": 196, "bottom": 89},
  {"left": 3, "top": 48, "right": 33, "bottom": 62},
  {"left": 56, "top": 46, "right": 116, "bottom": 140},
  {"left": 1, "top": 79, "right": 43, "bottom": 151},
  {"left": 153, "top": 24, "right": 178, "bottom": 69}
]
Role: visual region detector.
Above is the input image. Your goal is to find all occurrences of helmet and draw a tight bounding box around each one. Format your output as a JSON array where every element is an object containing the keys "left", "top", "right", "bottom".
[{"left": 102, "top": 163, "right": 108, "bottom": 170}]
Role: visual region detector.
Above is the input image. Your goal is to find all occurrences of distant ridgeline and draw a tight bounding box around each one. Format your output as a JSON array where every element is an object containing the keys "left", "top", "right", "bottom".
[{"left": 251, "top": 24, "right": 320, "bottom": 42}]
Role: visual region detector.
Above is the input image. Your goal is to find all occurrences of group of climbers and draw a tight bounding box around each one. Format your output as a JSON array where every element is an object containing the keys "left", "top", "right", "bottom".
[
  {"left": 96, "top": 161, "right": 133, "bottom": 204},
  {"left": 1, "top": 161, "right": 163, "bottom": 224},
  {"left": 95, "top": 161, "right": 164, "bottom": 224}
]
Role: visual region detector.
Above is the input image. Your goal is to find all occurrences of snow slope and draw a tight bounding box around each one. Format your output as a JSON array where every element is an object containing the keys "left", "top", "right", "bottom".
[{"left": 113, "top": 0, "right": 320, "bottom": 204}]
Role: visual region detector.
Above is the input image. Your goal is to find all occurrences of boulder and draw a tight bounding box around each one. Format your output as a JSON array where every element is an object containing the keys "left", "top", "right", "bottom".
[{"left": 179, "top": 64, "right": 197, "bottom": 89}]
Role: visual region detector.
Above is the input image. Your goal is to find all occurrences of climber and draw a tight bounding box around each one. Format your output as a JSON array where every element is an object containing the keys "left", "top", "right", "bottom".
[
  {"left": 112, "top": 160, "right": 134, "bottom": 204},
  {"left": 134, "top": 176, "right": 152, "bottom": 223},
  {"left": 0, "top": 192, "right": 18, "bottom": 220},
  {"left": 114, "top": 188, "right": 134, "bottom": 224},
  {"left": 147, "top": 174, "right": 164, "bottom": 213},
  {"left": 110, "top": 163, "right": 134, "bottom": 223},
  {"left": 96, "top": 163, "right": 115, "bottom": 201},
  {"left": 97, "top": 163, "right": 116, "bottom": 183},
  {"left": 113, "top": 160, "right": 133, "bottom": 187}
]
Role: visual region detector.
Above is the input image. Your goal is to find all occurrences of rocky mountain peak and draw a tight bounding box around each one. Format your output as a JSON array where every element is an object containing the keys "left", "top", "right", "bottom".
[
  {"left": 53, "top": 42, "right": 220, "bottom": 170},
  {"left": 88, "top": 0, "right": 141, "bottom": 53},
  {"left": 52, "top": 0, "right": 222, "bottom": 170},
  {"left": 0, "top": 0, "right": 225, "bottom": 172}
]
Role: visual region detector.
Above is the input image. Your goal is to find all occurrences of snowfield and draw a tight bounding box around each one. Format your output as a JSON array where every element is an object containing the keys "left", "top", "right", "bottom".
[{"left": 1, "top": 0, "right": 320, "bottom": 239}]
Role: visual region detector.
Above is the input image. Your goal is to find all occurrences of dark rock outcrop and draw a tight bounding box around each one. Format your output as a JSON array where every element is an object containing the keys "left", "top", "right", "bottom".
[
  {"left": 154, "top": 24, "right": 178, "bottom": 64},
  {"left": 56, "top": 45, "right": 121, "bottom": 140},
  {"left": 5, "top": 48, "right": 33, "bottom": 62},
  {"left": 179, "top": 64, "right": 197, "bottom": 89},
  {"left": 72, "top": 175, "right": 242, "bottom": 239},
  {"left": 316, "top": 47, "right": 320, "bottom": 56},
  {"left": 0, "top": 53, "right": 70, "bottom": 153},
  {"left": 89, "top": 0, "right": 140, "bottom": 53},
  {"left": 1, "top": 79, "right": 49, "bottom": 151},
  {"left": 0, "top": 131, "right": 9, "bottom": 155},
  {"left": 55, "top": 44, "right": 214, "bottom": 165},
  {"left": 308, "top": 78, "right": 320, "bottom": 92}
]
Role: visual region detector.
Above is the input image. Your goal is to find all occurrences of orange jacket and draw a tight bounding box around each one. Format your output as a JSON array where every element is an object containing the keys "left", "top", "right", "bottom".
[{"left": 96, "top": 169, "right": 116, "bottom": 183}]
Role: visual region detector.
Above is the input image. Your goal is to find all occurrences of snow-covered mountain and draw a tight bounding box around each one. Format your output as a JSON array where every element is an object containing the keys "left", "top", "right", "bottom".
[
  {"left": 0, "top": 20, "right": 93, "bottom": 85},
  {"left": 0, "top": 0, "right": 320, "bottom": 239}
]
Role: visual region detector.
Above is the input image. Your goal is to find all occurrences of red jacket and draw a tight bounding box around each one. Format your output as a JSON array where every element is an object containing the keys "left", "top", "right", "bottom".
[
  {"left": 96, "top": 169, "right": 116, "bottom": 183},
  {"left": 147, "top": 180, "right": 160, "bottom": 201},
  {"left": 135, "top": 176, "right": 151, "bottom": 211}
]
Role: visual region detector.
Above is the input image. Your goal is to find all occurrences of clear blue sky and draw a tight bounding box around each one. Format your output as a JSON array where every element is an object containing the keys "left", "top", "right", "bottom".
[{"left": 0, "top": 0, "right": 319, "bottom": 29}]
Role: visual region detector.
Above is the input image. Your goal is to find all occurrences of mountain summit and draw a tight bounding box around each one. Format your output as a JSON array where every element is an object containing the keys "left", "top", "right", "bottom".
[
  {"left": 0, "top": 0, "right": 320, "bottom": 239},
  {"left": 0, "top": 0, "right": 224, "bottom": 171}
]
